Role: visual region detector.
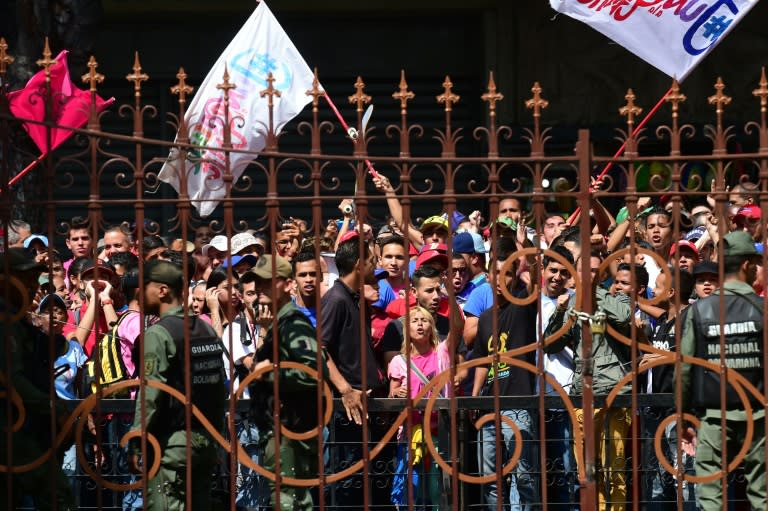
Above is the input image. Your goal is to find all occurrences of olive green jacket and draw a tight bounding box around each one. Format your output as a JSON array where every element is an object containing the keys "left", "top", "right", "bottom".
[{"left": 544, "top": 287, "right": 633, "bottom": 396}]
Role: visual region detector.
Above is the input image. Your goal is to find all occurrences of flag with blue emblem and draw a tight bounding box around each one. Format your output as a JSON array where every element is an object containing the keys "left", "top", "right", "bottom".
[
  {"left": 158, "top": 0, "right": 314, "bottom": 217},
  {"left": 549, "top": 0, "right": 759, "bottom": 81}
]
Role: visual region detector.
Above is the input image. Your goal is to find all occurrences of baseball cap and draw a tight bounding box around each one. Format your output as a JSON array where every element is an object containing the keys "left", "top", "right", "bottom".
[
  {"left": 377, "top": 225, "right": 394, "bottom": 238},
  {"left": 420, "top": 215, "right": 449, "bottom": 232},
  {"left": 169, "top": 238, "right": 195, "bottom": 254},
  {"left": 250, "top": 254, "right": 292, "bottom": 280},
  {"left": 23, "top": 234, "right": 49, "bottom": 249},
  {"left": 415, "top": 243, "right": 449, "bottom": 269},
  {"left": 684, "top": 226, "right": 707, "bottom": 242},
  {"left": 721, "top": 230, "right": 759, "bottom": 257},
  {"left": 221, "top": 254, "right": 258, "bottom": 269},
  {"left": 450, "top": 211, "right": 467, "bottom": 232},
  {"left": 453, "top": 232, "right": 476, "bottom": 254},
  {"left": 143, "top": 260, "right": 184, "bottom": 287},
  {"left": 80, "top": 260, "right": 118, "bottom": 281},
  {"left": 0, "top": 248, "right": 46, "bottom": 272},
  {"left": 202, "top": 235, "right": 228, "bottom": 257},
  {"left": 734, "top": 204, "right": 761, "bottom": 219},
  {"left": 615, "top": 205, "right": 654, "bottom": 225},
  {"left": 692, "top": 261, "right": 718, "bottom": 277},
  {"left": 231, "top": 232, "right": 259, "bottom": 255},
  {"left": 37, "top": 293, "right": 67, "bottom": 313},
  {"left": 468, "top": 232, "right": 487, "bottom": 253},
  {"left": 669, "top": 240, "right": 699, "bottom": 258},
  {"left": 338, "top": 230, "right": 360, "bottom": 244}
]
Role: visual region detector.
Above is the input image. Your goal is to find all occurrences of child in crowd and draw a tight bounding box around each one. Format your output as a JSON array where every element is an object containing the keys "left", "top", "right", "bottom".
[{"left": 388, "top": 306, "right": 451, "bottom": 509}]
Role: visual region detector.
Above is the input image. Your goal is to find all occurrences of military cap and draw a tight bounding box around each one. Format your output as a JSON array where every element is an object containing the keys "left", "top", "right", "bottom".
[
  {"left": 143, "top": 259, "right": 184, "bottom": 286},
  {"left": 721, "top": 230, "right": 758, "bottom": 258},
  {"left": 250, "top": 254, "right": 292, "bottom": 280}
]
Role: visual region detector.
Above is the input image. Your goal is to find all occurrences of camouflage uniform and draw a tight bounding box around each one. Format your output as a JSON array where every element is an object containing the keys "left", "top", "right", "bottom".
[
  {"left": 252, "top": 300, "right": 328, "bottom": 511},
  {"left": 0, "top": 248, "right": 74, "bottom": 510},
  {"left": 129, "top": 304, "right": 226, "bottom": 511}
]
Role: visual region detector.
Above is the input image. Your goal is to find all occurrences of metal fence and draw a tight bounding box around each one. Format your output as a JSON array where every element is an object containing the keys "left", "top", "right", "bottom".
[{"left": 1, "top": 39, "right": 768, "bottom": 510}]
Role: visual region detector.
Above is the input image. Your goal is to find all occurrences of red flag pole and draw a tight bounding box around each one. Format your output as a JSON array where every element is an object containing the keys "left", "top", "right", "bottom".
[
  {"left": 565, "top": 86, "right": 673, "bottom": 226},
  {"left": 4, "top": 152, "right": 48, "bottom": 190},
  {"left": 322, "top": 92, "right": 379, "bottom": 178}
]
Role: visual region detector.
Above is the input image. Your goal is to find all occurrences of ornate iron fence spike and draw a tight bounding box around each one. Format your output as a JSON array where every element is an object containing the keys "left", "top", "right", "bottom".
[
  {"left": 348, "top": 75, "right": 371, "bottom": 113},
  {"left": 36, "top": 37, "right": 56, "bottom": 79},
  {"left": 0, "top": 37, "right": 14, "bottom": 76},
  {"left": 392, "top": 69, "right": 414, "bottom": 116},
  {"left": 126, "top": 51, "right": 149, "bottom": 98},
  {"left": 481, "top": 70, "right": 503, "bottom": 117},
  {"left": 436, "top": 75, "right": 459, "bottom": 113}
]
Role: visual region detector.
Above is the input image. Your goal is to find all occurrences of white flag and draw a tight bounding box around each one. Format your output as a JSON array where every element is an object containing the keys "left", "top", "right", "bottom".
[
  {"left": 549, "top": 0, "right": 759, "bottom": 81},
  {"left": 158, "top": 1, "right": 314, "bottom": 217}
]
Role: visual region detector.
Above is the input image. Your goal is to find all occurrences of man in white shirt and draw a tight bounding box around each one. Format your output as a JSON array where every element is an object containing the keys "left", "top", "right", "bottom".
[
  {"left": 539, "top": 245, "right": 578, "bottom": 508},
  {"left": 221, "top": 269, "right": 263, "bottom": 510}
]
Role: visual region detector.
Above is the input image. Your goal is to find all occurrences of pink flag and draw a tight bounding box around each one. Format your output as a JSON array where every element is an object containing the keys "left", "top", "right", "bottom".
[{"left": 7, "top": 50, "right": 113, "bottom": 153}]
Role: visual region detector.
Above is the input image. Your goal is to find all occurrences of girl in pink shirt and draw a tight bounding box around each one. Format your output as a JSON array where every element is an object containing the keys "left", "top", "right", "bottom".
[{"left": 388, "top": 306, "right": 451, "bottom": 508}]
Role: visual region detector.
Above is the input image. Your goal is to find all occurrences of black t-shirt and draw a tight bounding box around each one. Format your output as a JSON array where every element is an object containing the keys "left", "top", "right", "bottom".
[
  {"left": 320, "top": 280, "right": 382, "bottom": 391},
  {"left": 474, "top": 299, "right": 537, "bottom": 396},
  {"left": 648, "top": 309, "right": 688, "bottom": 394}
]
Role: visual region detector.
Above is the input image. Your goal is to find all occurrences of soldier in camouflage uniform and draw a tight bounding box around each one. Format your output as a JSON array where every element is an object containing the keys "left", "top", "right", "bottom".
[
  {"left": 680, "top": 231, "right": 766, "bottom": 510},
  {"left": 127, "top": 260, "right": 226, "bottom": 510},
  {"left": 0, "top": 248, "right": 74, "bottom": 510},
  {"left": 248, "top": 255, "right": 328, "bottom": 511}
]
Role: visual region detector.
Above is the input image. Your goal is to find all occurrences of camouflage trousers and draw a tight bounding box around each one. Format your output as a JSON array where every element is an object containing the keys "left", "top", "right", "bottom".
[
  {"left": 144, "top": 430, "right": 218, "bottom": 511},
  {"left": 261, "top": 429, "right": 317, "bottom": 511}
]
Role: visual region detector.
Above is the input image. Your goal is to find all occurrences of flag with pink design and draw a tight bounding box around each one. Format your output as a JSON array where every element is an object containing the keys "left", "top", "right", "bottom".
[
  {"left": 158, "top": 0, "right": 315, "bottom": 217},
  {"left": 549, "top": 0, "right": 759, "bottom": 81}
]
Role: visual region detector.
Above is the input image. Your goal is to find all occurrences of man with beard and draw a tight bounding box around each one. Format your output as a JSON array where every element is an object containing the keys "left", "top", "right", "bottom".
[
  {"left": 127, "top": 260, "right": 226, "bottom": 510},
  {"left": 452, "top": 231, "right": 488, "bottom": 306},
  {"left": 679, "top": 231, "right": 766, "bottom": 511}
]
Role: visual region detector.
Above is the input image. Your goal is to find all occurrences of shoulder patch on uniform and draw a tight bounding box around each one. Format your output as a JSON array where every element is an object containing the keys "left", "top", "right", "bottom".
[{"left": 144, "top": 355, "right": 158, "bottom": 375}]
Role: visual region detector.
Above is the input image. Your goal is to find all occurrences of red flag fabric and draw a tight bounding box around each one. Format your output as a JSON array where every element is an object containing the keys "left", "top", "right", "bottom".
[{"left": 7, "top": 50, "right": 113, "bottom": 153}]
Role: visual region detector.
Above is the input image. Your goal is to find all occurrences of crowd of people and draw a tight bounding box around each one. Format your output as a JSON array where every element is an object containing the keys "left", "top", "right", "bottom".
[{"left": 0, "top": 176, "right": 766, "bottom": 511}]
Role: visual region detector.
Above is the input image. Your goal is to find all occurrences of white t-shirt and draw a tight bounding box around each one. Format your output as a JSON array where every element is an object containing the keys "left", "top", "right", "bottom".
[
  {"left": 221, "top": 315, "right": 258, "bottom": 399},
  {"left": 538, "top": 289, "right": 575, "bottom": 397}
]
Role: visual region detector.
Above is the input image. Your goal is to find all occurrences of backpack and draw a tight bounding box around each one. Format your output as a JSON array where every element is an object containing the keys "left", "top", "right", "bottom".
[{"left": 81, "top": 311, "right": 134, "bottom": 397}]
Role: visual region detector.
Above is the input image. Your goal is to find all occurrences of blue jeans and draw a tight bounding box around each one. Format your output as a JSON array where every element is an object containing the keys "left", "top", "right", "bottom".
[
  {"left": 545, "top": 410, "right": 578, "bottom": 509},
  {"left": 234, "top": 418, "right": 264, "bottom": 510},
  {"left": 477, "top": 409, "right": 539, "bottom": 511}
]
